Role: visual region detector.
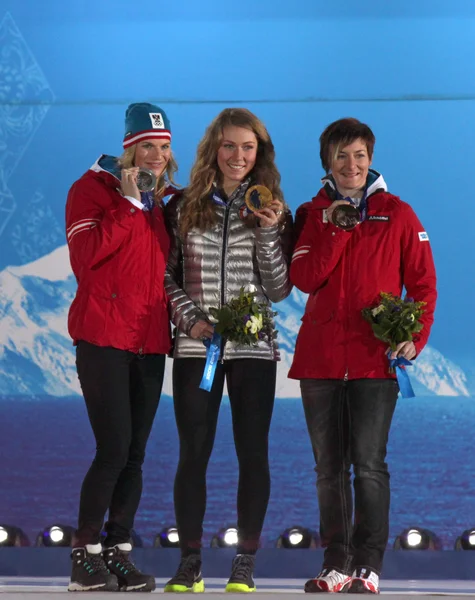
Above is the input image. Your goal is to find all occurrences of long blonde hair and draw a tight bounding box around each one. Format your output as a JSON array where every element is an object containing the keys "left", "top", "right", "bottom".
[
  {"left": 118, "top": 145, "right": 179, "bottom": 202},
  {"left": 180, "top": 108, "right": 284, "bottom": 236}
]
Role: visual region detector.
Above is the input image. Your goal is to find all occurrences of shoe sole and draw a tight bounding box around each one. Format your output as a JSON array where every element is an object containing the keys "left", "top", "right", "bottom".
[
  {"left": 118, "top": 577, "right": 156, "bottom": 592},
  {"left": 348, "top": 579, "right": 379, "bottom": 594},
  {"left": 120, "top": 583, "right": 156, "bottom": 592},
  {"left": 225, "top": 583, "right": 256, "bottom": 593},
  {"left": 68, "top": 581, "right": 119, "bottom": 592},
  {"left": 164, "top": 580, "right": 205, "bottom": 593},
  {"left": 304, "top": 578, "right": 352, "bottom": 593}
]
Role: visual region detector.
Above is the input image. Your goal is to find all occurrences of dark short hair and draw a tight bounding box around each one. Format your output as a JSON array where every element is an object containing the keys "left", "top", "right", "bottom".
[{"left": 319, "top": 118, "right": 376, "bottom": 173}]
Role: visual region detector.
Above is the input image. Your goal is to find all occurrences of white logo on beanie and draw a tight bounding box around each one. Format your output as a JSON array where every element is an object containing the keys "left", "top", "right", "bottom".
[{"left": 149, "top": 113, "right": 165, "bottom": 129}]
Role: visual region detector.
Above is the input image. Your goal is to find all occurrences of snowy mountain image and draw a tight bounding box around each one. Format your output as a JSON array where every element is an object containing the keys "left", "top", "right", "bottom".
[{"left": 0, "top": 246, "right": 471, "bottom": 398}]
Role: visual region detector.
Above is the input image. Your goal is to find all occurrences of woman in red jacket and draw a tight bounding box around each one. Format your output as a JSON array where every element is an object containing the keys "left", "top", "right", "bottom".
[
  {"left": 65, "top": 103, "right": 177, "bottom": 593},
  {"left": 289, "top": 118, "right": 437, "bottom": 594}
]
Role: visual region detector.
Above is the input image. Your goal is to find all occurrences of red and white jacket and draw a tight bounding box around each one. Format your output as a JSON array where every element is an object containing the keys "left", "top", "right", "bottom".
[
  {"left": 288, "top": 172, "right": 437, "bottom": 381},
  {"left": 65, "top": 155, "right": 173, "bottom": 355}
]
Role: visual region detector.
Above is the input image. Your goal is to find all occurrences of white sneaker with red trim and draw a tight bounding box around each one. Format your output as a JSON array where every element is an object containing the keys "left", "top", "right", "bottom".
[
  {"left": 347, "top": 567, "right": 380, "bottom": 594},
  {"left": 304, "top": 568, "right": 352, "bottom": 593}
]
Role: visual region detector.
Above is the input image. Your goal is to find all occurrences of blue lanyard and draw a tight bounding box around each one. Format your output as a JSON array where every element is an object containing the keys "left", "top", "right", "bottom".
[
  {"left": 199, "top": 332, "right": 222, "bottom": 392},
  {"left": 212, "top": 193, "right": 228, "bottom": 207},
  {"left": 140, "top": 191, "right": 155, "bottom": 212},
  {"left": 387, "top": 352, "right": 415, "bottom": 398}
]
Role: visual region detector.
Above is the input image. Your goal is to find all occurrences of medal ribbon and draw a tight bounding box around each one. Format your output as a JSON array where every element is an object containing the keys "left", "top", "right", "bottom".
[
  {"left": 199, "top": 331, "right": 222, "bottom": 392},
  {"left": 387, "top": 352, "right": 415, "bottom": 398}
]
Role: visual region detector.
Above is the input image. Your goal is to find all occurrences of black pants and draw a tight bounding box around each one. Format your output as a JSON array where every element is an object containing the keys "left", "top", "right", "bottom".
[
  {"left": 172, "top": 357, "right": 276, "bottom": 556},
  {"left": 75, "top": 341, "right": 165, "bottom": 547},
  {"left": 301, "top": 379, "right": 398, "bottom": 574}
]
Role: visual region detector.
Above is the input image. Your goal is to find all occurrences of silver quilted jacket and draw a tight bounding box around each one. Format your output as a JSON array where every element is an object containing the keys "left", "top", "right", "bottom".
[{"left": 164, "top": 182, "right": 294, "bottom": 361}]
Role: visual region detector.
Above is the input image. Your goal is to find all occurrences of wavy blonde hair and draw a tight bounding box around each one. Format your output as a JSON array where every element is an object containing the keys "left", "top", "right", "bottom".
[
  {"left": 118, "top": 144, "right": 179, "bottom": 202},
  {"left": 179, "top": 108, "right": 284, "bottom": 236}
]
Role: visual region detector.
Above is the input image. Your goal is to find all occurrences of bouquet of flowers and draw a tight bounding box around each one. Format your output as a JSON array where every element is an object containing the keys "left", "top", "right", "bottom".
[
  {"left": 362, "top": 292, "right": 426, "bottom": 376},
  {"left": 209, "top": 285, "right": 277, "bottom": 346}
]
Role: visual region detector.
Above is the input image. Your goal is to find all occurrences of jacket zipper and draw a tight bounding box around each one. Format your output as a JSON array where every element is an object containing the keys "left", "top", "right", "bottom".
[
  {"left": 138, "top": 209, "right": 156, "bottom": 358},
  {"left": 219, "top": 203, "right": 231, "bottom": 362},
  {"left": 343, "top": 232, "right": 353, "bottom": 380}
]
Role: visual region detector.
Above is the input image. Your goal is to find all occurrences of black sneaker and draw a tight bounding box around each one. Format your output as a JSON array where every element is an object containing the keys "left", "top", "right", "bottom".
[
  {"left": 225, "top": 554, "right": 256, "bottom": 593},
  {"left": 164, "top": 555, "right": 205, "bottom": 593},
  {"left": 68, "top": 547, "right": 118, "bottom": 592},
  {"left": 102, "top": 544, "right": 155, "bottom": 592}
]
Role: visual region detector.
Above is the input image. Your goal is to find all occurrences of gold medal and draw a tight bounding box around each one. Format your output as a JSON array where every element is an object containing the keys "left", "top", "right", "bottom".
[{"left": 244, "top": 185, "right": 273, "bottom": 213}]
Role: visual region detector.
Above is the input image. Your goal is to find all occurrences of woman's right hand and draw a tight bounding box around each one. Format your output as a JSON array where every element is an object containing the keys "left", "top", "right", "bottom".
[
  {"left": 190, "top": 320, "right": 215, "bottom": 341},
  {"left": 326, "top": 200, "right": 351, "bottom": 225},
  {"left": 120, "top": 167, "right": 141, "bottom": 201}
]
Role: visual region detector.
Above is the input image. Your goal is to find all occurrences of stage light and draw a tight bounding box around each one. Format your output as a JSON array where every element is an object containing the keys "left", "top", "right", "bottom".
[
  {"left": 393, "top": 527, "right": 442, "bottom": 550},
  {"left": 211, "top": 526, "right": 239, "bottom": 548},
  {"left": 0, "top": 525, "right": 30, "bottom": 547},
  {"left": 455, "top": 528, "right": 475, "bottom": 550},
  {"left": 276, "top": 526, "right": 319, "bottom": 549},
  {"left": 154, "top": 526, "right": 180, "bottom": 548},
  {"left": 36, "top": 524, "right": 75, "bottom": 547}
]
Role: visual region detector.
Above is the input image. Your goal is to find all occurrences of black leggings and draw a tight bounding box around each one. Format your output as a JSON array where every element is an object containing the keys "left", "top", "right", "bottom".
[
  {"left": 172, "top": 357, "right": 276, "bottom": 556},
  {"left": 75, "top": 341, "right": 165, "bottom": 547}
]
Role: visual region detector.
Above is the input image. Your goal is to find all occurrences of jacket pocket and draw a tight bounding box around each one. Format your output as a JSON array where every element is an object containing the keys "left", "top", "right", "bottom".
[
  {"left": 302, "top": 288, "right": 334, "bottom": 325},
  {"left": 302, "top": 308, "right": 334, "bottom": 326}
]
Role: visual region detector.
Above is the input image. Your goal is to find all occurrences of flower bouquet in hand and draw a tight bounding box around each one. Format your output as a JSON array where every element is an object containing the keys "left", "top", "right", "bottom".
[
  {"left": 209, "top": 285, "right": 277, "bottom": 346},
  {"left": 362, "top": 291, "right": 426, "bottom": 378},
  {"left": 362, "top": 292, "right": 426, "bottom": 398}
]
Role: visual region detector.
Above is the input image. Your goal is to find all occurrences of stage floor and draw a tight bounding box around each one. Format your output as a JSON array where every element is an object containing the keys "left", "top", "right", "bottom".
[{"left": 2, "top": 577, "right": 475, "bottom": 597}]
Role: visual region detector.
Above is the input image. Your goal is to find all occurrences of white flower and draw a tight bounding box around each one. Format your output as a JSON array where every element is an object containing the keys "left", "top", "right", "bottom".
[
  {"left": 246, "top": 284, "right": 257, "bottom": 294},
  {"left": 371, "top": 305, "right": 385, "bottom": 316},
  {"left": 245, "top": 314, "right": 263, "bottom": 334}
]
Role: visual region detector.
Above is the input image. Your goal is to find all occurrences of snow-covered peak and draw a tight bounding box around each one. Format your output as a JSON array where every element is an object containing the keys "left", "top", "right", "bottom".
[{"left": 0, "top": 245, "right": 471, "bottom": 398}]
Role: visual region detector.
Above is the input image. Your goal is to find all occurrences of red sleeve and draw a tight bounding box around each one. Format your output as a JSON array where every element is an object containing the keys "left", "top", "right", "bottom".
[
  {"left": 290, "top": 202, "right": 352, "bottom": 293},
  {"left": 65, "top": 176, "right": 140, "bottom": 275},
  {"left": 400, "top": 203, "right": 437, "bottom": 354}
]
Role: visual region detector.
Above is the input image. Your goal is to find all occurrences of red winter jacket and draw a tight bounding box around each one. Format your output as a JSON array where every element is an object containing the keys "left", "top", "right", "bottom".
[
  {"left": 66, "top": 156, "right": 172, "bottom": 355},
  {"left": 288, "top": 174, "right": 437, "bottom": 381}
]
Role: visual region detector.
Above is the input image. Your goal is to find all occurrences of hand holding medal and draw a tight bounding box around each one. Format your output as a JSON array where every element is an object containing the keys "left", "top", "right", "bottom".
[
  {"left": 326, "top": 200, "right": 361, "bottom": 231},
  {"left": 332, "top": 204, "right": 360, "bottom": 230},
  {"left": 136, "top": 168, "right": 156, "bottom": 192},
  {"left": 245, "top": 185, "right": 273, "bottom": 212},
  {"left": 121, "top": 167, "right": 156, "bottom": 200},
  {"left": 244, "top": 185, "right": 284, "bottom": 227}
]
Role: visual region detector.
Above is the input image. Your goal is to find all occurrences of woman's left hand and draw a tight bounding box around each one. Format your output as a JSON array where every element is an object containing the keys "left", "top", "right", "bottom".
[
  {"left": 388, "top": 341, "right": 417, "bottom": 361},
  {"left": 255, "top": 199, "right": 285, "bottom": 228}
]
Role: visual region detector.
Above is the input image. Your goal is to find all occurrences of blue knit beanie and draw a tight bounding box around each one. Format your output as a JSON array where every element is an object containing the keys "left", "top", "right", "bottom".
[{"left": 123, "top": 102, "right": 171, "bottom": 148}]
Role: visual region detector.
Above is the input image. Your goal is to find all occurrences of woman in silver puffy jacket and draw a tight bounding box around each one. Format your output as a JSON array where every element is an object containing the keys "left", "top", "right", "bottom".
[{"left": 164, "top": 108, "right": 293, "bottom": 593}]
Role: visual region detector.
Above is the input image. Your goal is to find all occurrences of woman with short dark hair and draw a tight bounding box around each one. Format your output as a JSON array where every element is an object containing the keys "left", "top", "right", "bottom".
[{"left": 289, "top": 117, "right": 437, "bottom": 594}]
